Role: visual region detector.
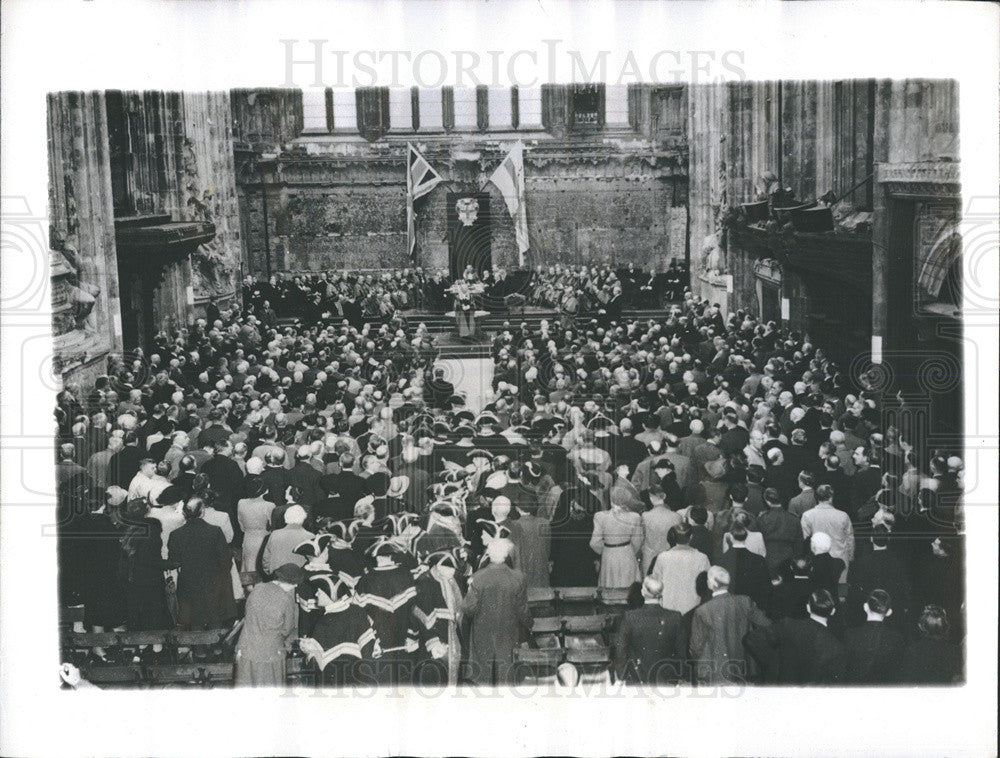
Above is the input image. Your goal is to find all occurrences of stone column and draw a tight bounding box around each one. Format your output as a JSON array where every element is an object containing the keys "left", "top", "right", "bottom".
[
  {"left": 47, "top": 91, "right": 123, "bottom": 386},
  {"left": 180, "top": 92, "right": 245, "bottom": 313}
]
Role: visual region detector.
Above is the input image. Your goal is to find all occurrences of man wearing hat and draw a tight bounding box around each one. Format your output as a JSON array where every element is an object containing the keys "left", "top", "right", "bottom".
[
  {"left": 407, "top": 550, "right": 465, "bottom": 686},
  {"left": 297, "top": 574, "right": 380, "bottom": 687},
  {"left": 355, "top": 540, "right": 418, "bottom": 685},
  {"left": 235, "top": 562, "right": 305, "bottom": 687}
]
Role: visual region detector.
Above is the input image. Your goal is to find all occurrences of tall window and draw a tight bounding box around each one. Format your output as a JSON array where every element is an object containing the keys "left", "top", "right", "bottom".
[
  {"left": 388, "top": 87, "right": 413, "bottom": 132},
  {"left": 418, "top": 87, "right": 443, "bottom": 131},
  {"left": 518, "top": 86, "right": 543, "bottom": 129},
  {"left": 451, "top": 86, "right": 478, "bottom": 130},
  {"left": 301, "top": 88, "right": 330, "bottom": 132},
  {"left": 487, "top": 86, "right": 513, "bottom": 130},
  {"left": 331, "top": 90, "right": 357, "bottom": 132}
]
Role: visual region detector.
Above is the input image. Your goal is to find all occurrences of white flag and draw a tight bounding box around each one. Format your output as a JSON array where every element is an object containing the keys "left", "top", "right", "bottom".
[
  {"left": 407, "top": 143, "right": 443, "bottom": 263},
  {"left": 488, "top": 141, "right": 529, "bottom": 265}
]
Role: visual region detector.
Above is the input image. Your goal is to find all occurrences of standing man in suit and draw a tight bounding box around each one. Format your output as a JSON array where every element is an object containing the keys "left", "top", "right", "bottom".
[
  {"left": 287, "top": 444, "right": 325, "bottom": 508},
  {"left": 842, "top": 589, "right": 906, "bottom": 684},
  {"left": 756, "top": 487, "right": 802, "bottom": 579},
  {"left": 844, "top": 525, "right": 913, "bottom": 629},
  {"left": 167, "top": 496, "right": 237, "bottom": 630},
  {"left": 715, "top": 523, "right": 772, "bottom": 610},
  {"left": 745, "top": 589, "right": 847, "bottom": 684},
  {"left": 788, "top": 470, "right": 818, "bottom": 519},
  {"left": 689, "top": 566, "right": 771, "bottom": 684},
  {"left": 613, "top": 576, "right": 687, "bottom": 684},
  {"left": 461, "top": 539, "right": 532, "bottom": 685},
  {"left": 428, "top": 367, "right": 456, "bottom": 409}
]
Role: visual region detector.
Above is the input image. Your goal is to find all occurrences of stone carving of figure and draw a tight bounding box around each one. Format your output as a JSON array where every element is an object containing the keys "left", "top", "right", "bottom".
[{"left": 702, "top": 232, "right": 726, "bottom": 275}]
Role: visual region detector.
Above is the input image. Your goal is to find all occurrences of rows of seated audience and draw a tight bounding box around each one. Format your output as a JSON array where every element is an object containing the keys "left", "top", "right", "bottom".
[{"left": 55, "top": 273, "right": 964, "bottom": 687}]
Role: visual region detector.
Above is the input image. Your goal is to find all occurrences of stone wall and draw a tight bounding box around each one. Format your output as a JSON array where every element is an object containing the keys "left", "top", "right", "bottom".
[
  {"left": 687, "top": 79, "right": 960, "bottom": 304},
  {"left": 47, "top": 91, "right": 122, "bottom": 389},
  {"left": 114, "top": 91, "right": 244, "bottom": 314},
  {"left": 238, "top": 135, "right": 687, "bottom": 275}
]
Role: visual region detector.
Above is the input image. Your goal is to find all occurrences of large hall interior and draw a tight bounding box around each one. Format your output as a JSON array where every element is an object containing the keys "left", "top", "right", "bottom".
[{"left": 51, "top": 80, "right": 966, "bottom": 689}]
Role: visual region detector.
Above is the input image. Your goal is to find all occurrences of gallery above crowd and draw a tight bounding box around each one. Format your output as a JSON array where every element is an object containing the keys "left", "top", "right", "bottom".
[{"left": 55, "top": 264, "right": 964, "bottom": 688}]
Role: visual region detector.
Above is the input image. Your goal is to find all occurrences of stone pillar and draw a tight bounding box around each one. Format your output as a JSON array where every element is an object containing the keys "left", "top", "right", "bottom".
[
  {"left": 47, "top": 91, "right": 123, "bottom": 387},
  {"left": 180, "top": 92, "right": 245, "bottom": 313}
]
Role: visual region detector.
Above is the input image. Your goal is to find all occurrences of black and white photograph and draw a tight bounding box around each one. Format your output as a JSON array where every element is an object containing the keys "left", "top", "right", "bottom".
[{"left": 1, "top": 2, "right": 997, "bottom": 756}]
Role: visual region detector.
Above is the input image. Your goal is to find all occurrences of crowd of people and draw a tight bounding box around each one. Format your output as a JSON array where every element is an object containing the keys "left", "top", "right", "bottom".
[
  {"left": 56, "top": 268, "right": 964, "bottom": 687},
  {"left": 240, "top": 261, "right": 687, "bottom": 327}
]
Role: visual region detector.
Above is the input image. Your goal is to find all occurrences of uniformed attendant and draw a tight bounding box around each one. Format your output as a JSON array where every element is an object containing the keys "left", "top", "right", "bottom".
[
  {"left": 297, "top": 574, "right": 380, "bottom": 687},
  {"left": 407, "top": 549, "right": 465, "bottom": 686},
  {"left": 355, "top": 539, "right": 418, "bottom": 685}
]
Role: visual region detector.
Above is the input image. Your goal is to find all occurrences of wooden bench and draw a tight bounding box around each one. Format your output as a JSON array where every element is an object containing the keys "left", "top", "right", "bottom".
[
  {"left": 598, "top": 587, "right": 630, "bottom": 608},
  {"left": 513, "top": 647, "right": 563, "bottom": 685},
  {"left": 82, "top": 665, "right": 145, "bottom": 686},
  {"left": 565, "top": 646, "right": 612, "bottom": 685},
  {"left": 555, "top": 587, "right": 599, "bottom": 615},
  {"left": 563, "top": 615, "right": 609, "bottom": 649},
  {"left": 530, "top": 616, "right": 563, "bottom": 649},
  {"left": 527, "top": 587, "right": 557, "bottom": 615},
  {"left": 146, "top": 663, "right": 234, "bottom": 688}
]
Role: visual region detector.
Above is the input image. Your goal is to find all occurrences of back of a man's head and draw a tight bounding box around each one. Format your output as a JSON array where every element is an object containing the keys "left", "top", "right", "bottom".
[
  {"left": 706, "top": 565, "right": 730, "bottom": 592},
  {"left": 485, "top": 537, "right": 513, "bottom": 566},
  {"left": 641, "top": 576, "right": 664, "bottom": 601},
  {"left": 807, "top": 589, "right": 836, "bottom": 618},
  {"left": 672, "top": 521, "right": 692, "bottom": 545},
  {"left": 182, "top": 496, "right": 205, "bottom": 521},
  {"left": 815, "top": 484, "right": 834, "bottom": 503},
  {"left": 866, "top": 588, "right": 892, "bottom": 617}
]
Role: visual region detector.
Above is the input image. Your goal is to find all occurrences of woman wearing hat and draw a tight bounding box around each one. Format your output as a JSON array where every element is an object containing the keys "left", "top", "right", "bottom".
[
  {"left": 235, "top": 561, "right": 305, "bottom": 687},
  {"left": 589, "top": 488, "right": 643, "bottom": 592}
]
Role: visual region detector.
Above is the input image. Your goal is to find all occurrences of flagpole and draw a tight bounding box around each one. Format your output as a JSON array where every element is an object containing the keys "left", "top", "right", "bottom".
[{"left": 406, "top": 143, "right": 415, "bottom": 266}]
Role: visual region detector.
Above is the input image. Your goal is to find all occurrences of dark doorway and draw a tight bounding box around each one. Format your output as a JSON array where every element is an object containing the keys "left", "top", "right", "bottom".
[
  {"left": 118, "top": 267, "right": 155, "bottom": 352},
  {"left": 447, "top": 192, "right": 491, "bottom": 279},
  {"left": 760, "top": 282, "right": 780, "bottom": 324}
]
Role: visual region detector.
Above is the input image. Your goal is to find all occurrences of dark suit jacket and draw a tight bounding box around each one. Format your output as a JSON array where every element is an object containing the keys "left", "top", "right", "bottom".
[
  {"left": 769, "top": 576, "right": 812, "bottom": 620},
  {"left": 287, "top": 461, "right": 324, "bottom": 506},
  {"left": 167, "top": 517, "right": 236, "bottom": 630},
  {"left": 811, "top": 552, "right": 845, "bottom": 598},
  {"left": 319, "top": 470, "right": 371, "bottom": 511},
  {"left": 614, "top": 603, "right": 687, "bottom": 683},
  {"left": 745, "top": 617, "right": 847, "bottom": 684},
  {"left": 845, "top": 548, "right": 913, "bottom": 628},
  {"left": 843, "top": 621, "right": 906, "bottom": 684},
  {"left": 899, "top": 636, "right": 962, "bottom": 685},
  {"left": 716, "top": 546, "right": 771, "bottom": 610},
  {"left": 260, "top": 466, "right": 289, "bottom": 506},
  {"left": 200, "top": 454, "right": 244, "bottom": 514},
  {"left": 689, "top": 524, "right": 713, "bottom": 561}
]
